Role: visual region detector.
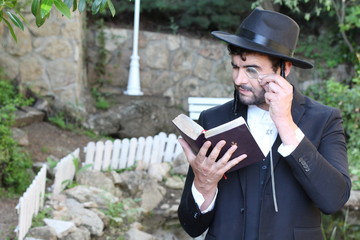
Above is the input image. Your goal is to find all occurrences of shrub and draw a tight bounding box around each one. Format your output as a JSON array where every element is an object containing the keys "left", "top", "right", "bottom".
[
  {"left": 0, "top": 71, "right": 33, "bottom": 195},
  {"left": 305, "top": 70, "right": 360, "bottom": 189}
]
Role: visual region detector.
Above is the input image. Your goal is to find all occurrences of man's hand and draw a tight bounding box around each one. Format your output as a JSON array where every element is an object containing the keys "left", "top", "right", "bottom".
[
  {"left": 179, "top": 138, "right": 247, "bottom": 210},
  {"left": 259, "top": 73, "right": 299, "bottom": 146}
]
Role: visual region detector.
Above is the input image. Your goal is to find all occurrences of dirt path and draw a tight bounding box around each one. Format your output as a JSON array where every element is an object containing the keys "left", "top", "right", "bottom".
[{"left": 0, "top": 121, "right": 94, "bottom": 239}]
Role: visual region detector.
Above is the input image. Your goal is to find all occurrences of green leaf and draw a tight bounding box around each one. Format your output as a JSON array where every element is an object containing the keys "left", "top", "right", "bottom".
[
  {"left": 64, "top": 0, "right": 72, "bottom": 9},
  {"left": 99, "top": 0, "right": 107, "bottom": 10},
  {"left": 107, "top": 0, "right": 115, "bottom": 17},
  {"left": 40, "top": 0, "right": 54, "bottom": 19},
  {"left": 2, "top": 17, "right": 17, "bottom": 42},
  {"left": 72, "top": 0, "right": 77, "bottom": 12},
  {"left": 31, "top": 0, "right": 40, "bottom": 16},
  {"left": 54, "top": 0, "right": 71, "bottom": 18},
  {"left": 6, "top": 12, "right": 24, "bottom": 31},
  {"left": 91, "top": 2, "right": 101, "bottom": 14},
  {"left": 78, "top": 0, "right": 86, "bottom": 12},
  {"left": 35, "top": 8, "right": 46, "bottom": 27},
  {"left": 93, "top": 0, "right": 103, "bottom": 8}
]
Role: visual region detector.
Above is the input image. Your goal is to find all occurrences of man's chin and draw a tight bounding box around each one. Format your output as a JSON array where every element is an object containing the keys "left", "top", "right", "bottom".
[{"left": 238, "top": 95, "right": 265, "bottom": 106}]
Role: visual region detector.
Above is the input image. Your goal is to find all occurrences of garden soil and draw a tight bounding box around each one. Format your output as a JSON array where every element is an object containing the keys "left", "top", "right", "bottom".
[{"left": 0, "top": 121, "right": 94, "bottom": 239}]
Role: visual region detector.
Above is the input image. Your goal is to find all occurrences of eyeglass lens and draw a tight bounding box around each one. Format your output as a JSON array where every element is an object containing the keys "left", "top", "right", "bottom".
[{"left": 245, "top": 67, "right": 260, "bottom": 80}]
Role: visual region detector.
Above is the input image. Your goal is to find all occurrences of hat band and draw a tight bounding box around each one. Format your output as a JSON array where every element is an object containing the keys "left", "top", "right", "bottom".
[{"left": 238, "top": 28, "right": 294, "bottom": 57}]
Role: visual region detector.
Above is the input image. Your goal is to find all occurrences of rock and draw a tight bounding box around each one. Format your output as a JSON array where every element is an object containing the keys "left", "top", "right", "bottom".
[
  {"left": 12, "top": 127, "right": 29, "bottom": 146},
  {"left": 64, "top": 198, "right": 104, "bottom": 236},
  {"left": 171, "top": 153, "right": 189, "bottom": 176},
  {"left": 148, "top": 162, "right": 171, "bottom": 181},
  {"left": 75, "top": 170, "right": 117, "bottom": 195},
  {"left": 13, "top": 107, "right": 45, "bottom": 127},
  {"left": 345, "top": 190, "right": 360, "bottom": 210},
  {"left": 43, "top": 218, "right": 76, "bottom": 238},
  {"left": 141, "top": 181, "right": 166, "bottom": 212},
  {"left": 65, "top": 185, "right": 119, "bottom": 208},
  {"left": 125, "top": 222, "right": 158, "bottom": 240},
  {"left": 164, "top": 176, "right": 185, "bottom": 189},
  {"left": 27, "top": 226, "right": 57, "bottom": 240},
  {"left": 59, "top": 226, "right": 91, "bottom": 240}
]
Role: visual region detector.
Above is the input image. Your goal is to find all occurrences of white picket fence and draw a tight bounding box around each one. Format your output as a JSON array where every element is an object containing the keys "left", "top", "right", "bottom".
[
  {"left": 84, "top": 132, "right": 182, "bottom": 171},
  {"left": 15, "top": 132, "right": 182, "bottom": 240},
  {"left": 15, "top": 164, "right": 47, "bottom": 240},
  {"left": 52, "top": 148, "right": 80, "bottom": 195}
]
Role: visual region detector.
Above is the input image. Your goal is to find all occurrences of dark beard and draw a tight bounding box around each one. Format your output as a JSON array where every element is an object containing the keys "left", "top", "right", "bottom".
[{"left": 235, "top": 84, "right": 266, "bottom": 106}]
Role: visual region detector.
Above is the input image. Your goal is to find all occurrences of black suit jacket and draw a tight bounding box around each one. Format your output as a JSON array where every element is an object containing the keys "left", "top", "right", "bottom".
[{"left": 178, "top": 88, "right": 351, "bottom": 240}]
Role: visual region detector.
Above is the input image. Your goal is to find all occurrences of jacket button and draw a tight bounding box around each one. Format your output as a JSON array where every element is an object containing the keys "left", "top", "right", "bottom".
[
  {"left": 194, "top": 212, "right": 199, "bottom": 219},
  {"left": 240, "top": 208, "right": 245, "bottom": 214}
]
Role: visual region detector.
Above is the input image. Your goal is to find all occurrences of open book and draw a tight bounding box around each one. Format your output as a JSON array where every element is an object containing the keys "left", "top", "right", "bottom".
[{"left": 172, "top": 114, "right": 264, "bottom": 172}]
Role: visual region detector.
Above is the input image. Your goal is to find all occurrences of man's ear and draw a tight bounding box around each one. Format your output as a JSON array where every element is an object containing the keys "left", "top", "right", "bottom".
[{"left": 285, "top": 61, "right": 293, "bottom": 77}]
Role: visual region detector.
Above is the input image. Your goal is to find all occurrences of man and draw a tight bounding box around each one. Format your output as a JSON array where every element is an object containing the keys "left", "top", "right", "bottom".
[{"left": 177, "top": 8, "right": 351, "bottom": 240}]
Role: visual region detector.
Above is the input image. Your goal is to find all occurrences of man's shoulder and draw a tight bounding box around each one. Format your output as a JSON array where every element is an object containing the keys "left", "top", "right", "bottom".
[
  {"left": 294, "top": 88, "right": 340, "bottom": 114},
  {"left": 198, "top": 99, "right": 235, "bottom": 128},
  {"left": 202, "top": 99, "right": 234, "bottom": 116}
]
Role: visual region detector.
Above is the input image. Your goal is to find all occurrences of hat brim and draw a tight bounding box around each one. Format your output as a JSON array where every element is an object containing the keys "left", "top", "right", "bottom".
[{"left": 212, "top": 31, "right": 313, "bottom": 69}]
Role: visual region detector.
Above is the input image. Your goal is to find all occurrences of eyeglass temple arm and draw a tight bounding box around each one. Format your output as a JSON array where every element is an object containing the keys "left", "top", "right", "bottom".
[{"left": 280, "top": 60, "right": 285, "bottom": 79}]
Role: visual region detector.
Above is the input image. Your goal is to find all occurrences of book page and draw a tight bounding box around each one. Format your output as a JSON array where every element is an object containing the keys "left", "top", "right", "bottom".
[
  {"left": 204, "top": 117, "right": 246, "bottom": 138},
  {"left": 172, "top": 114, "right": 204, "bottom": 140}
]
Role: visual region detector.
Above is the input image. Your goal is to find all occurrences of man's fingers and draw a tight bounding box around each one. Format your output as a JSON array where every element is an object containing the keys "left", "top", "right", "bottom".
[
  {"left": 208, "top": 140, "right": 226, "bottom": 158},
  {"left": 220, "top": 154, "right": 247, "bottom": 172}
]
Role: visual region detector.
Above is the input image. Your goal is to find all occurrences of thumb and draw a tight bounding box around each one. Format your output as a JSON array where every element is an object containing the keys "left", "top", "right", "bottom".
[{"left": 178, "top": 137, "right": 196, "bottom": 159}]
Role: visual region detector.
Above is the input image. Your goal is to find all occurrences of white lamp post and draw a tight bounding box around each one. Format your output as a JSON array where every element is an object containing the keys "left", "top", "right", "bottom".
[{"left": 125, "top": 0, "right": 143, "bottom": 95}]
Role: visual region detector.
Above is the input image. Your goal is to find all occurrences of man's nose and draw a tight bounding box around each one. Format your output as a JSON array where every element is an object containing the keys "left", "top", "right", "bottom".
[{"left": 234, "top": 69, "right": 249, "bottom": 85}]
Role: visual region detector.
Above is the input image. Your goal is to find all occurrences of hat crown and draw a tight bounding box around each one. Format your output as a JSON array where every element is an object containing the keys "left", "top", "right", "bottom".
[
  {"left": 211, "top": 8, "right": 313, "bottom": 68},
  {"left": 236, "top": 9, "right": 299, "bottom": 57}
]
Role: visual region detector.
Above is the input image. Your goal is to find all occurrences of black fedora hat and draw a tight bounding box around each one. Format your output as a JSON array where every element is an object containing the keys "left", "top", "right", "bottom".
[{"left": 212, "top": 8, "right": 313, "bottom": 69}]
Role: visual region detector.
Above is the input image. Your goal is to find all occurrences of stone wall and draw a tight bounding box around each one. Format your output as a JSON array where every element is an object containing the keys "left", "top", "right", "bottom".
[
  {"left": 1, "top": 13, "right": 316, "bottom": 113},
  {"left": 0, "top": 15, "right": 317, "bottom": 137},
  {"left": 86, "top": 27, "right": 237, "bottom": 109},
  {"left": 0, "top": 10, "right": 87, "bottom": 112},
  {"left": 86, "top": 27, "right": 314, "bottom": 109}
]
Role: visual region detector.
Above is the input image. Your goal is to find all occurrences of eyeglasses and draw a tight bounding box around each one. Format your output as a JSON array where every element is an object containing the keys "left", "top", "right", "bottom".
[{"left": 244, "top": 67, "right": 263, "bottom": 82}]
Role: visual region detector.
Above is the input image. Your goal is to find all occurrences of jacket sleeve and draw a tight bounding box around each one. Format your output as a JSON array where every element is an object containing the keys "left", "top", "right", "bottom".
[
  {"left": 177, "top": 111, "right": 219, "bottom": 237},
  {"left": 284, "top": 107, "right": 351, "bottom": 214},
  {"left": 177, "top": 166, "right": 215, "bottom": 237}
]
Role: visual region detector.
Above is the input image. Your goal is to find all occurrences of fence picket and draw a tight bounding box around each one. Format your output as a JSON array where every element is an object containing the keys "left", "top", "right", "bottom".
[
  {"left": 127, "top": 138, "right": 138, "bottom": 168},
  {"left": 102, "top": 140, "right": 113, "bottom": 171},
  {"left": 93, "top": 141, "right": 105, "bottom": 171},
  {"left": 143, "top": 136, "right": 154, "bottom": 167},
  {"left": 150, "top": 135, "right": 160, "bottom": 163},
  {"left": 135, "top": 137, "right": 146, "bottom": 162},
  {"left": 119, "top": 138, "right": 130, "bottom": 169},
  {"left": 157, "top": 132, "right": 168, "bottom": 162},
  {"left": 163, "top": 133, "right": 179, "bottom": 162},
  {"left": 111, "top": 139, "right": 121, "bottom": 169},
  {"left": 52, "top": 149, "right": 79, "bottom": 195},
  {"left": 84, "top": 141, "right": 96, "bottom": 166}
]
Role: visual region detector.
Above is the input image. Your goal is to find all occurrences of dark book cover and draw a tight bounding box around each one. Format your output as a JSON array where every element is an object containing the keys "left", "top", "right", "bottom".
[
  {"left": 206, "top": 125, "right": 265, "bottom": 172},
  {"left": 172, "top": 114, "right": 265, "bottom": 172}
]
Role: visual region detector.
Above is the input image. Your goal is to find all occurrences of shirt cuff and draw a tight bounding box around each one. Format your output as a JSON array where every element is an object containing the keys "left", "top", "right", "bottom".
[
  {"left": 278, "top": 128, "right": 305, "bottom": 157},
  {"left": 191, "top": 182, "right": 218, "bottom": 214}
]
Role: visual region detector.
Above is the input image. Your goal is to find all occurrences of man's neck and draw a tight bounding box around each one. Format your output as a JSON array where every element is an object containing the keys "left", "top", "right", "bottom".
[{"left": 256, "top": 103, "right": 269, "bottom": 111}]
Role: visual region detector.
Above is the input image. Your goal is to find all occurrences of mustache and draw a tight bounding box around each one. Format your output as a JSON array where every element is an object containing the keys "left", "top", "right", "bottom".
[{"left": 235, "top": 84, "right": 253, "bottom": 92}]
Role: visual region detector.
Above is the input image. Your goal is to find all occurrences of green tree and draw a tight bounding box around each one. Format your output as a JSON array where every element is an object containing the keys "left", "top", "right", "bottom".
[{"left": 0, "top": 0, "right": 116, "bottom": 41}]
